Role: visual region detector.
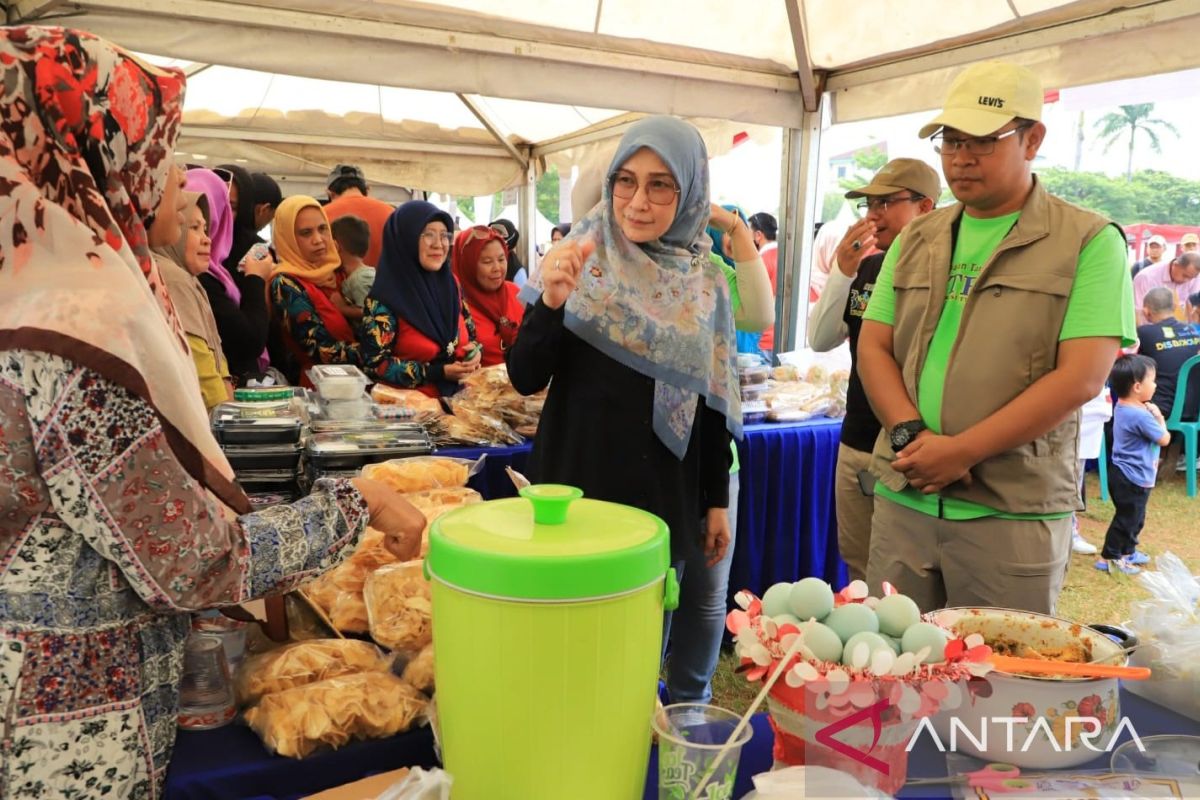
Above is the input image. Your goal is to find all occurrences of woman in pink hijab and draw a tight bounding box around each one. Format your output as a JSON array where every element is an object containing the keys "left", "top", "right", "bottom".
[{"left": 185, "top": 166, "right": 274, "bottom": 384}]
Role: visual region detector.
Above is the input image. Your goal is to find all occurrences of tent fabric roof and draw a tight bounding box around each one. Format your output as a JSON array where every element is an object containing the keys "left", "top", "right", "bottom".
[{"left": 6, "top": 0, "right": 1199, "bottom": 195}]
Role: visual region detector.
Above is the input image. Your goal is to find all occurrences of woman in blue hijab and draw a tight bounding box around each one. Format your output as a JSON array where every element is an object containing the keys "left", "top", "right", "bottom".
[
  {"left": 361, "top": 201, "right": 480, "bottom": 397},
  {"left": 508, "top": 115, "right": 741, "bottom": 704}
]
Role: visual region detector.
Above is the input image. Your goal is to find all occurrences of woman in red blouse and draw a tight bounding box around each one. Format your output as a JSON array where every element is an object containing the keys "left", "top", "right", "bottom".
[
  {"left": 452, "top": 225, "right": 525, "bottom": 367},
  {"left": 361, "top": 201, "right": 480, "bottom": 397}
]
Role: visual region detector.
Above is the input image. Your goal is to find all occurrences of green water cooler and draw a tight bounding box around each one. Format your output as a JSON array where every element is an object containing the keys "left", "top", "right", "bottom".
[{"left": 426, "top": 484, "right": 678, "bottom": 800}]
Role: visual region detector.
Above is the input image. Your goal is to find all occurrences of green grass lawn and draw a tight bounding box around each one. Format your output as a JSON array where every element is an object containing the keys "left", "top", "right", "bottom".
[{"left": 710, "top": 469, "right": 1199, "bottom": 716}]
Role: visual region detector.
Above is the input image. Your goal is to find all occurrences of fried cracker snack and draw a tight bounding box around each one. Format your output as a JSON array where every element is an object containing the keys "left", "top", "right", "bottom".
[
  {"left": 301, "top": 528, "right": 399, "bottom": 633},
  {"left": 236, "top": 639, "right": 388, "bottom": 705},
  {"left": 402, "top": 644, "right": 435, "bottom": 694},
  {"left": 361, "top": 456, "right": 471, "bottom": 494},
  {"left": 244, "top": 671, "right": 426, "bottom": 758},
  {"left": 364, "top": 561, "right": 433, "bottom": 655},
  {"left": 370, "top": 384, "right": 444, "bottom": 416}
]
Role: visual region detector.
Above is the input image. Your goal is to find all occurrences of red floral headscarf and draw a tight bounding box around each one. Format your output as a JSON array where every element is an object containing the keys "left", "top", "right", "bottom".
[
  {"left": 0, "top": 26, "right": 249, "bottom": 513},
  {"left": 452, "top": 225, "right": 523, "bottom": 349}
]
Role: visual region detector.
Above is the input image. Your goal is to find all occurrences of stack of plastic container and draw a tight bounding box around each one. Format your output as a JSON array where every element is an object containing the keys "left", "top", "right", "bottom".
[
  {"left": 738, "top": 356, "right": 770, "bottom": 424},
  {"left": 305, "top": 365, "right": 433, "bottom": 481},
  {"left": 211, "top": 398, "right": 305, "bottom": 507}
]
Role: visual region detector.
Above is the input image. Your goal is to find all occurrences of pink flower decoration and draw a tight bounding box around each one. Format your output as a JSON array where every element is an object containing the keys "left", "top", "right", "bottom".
[{"left": 726, "top": 609, "right": 751, "bottom": 636}]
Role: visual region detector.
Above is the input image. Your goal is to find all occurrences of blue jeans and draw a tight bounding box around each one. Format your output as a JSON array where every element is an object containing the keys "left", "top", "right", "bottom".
[{"left": 664, "top": 472, "right": 740, "bottom": 704}]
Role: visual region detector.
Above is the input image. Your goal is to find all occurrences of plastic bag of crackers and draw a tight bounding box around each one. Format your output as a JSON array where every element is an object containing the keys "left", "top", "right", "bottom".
[
  {"left": 236, "top": 639, "right": 389, "bottom": 705},
  {"left": 364, "top": 561, "right": 432, "bottom": 657},
  {"left": 244, "top": 671, "right": 426, "bottom": 758},
  {"left": 360, "top": 456, "right": 480, "bottom": 494}
]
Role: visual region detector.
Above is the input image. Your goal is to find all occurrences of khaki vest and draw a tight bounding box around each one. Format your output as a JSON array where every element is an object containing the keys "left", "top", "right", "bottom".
[{"left": 870, "top": 177, "right": 1113, "bottom": 515}]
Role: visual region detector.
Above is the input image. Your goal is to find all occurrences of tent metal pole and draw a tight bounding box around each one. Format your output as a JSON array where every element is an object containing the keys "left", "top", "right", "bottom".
[
  {"left": 518, "top": 161, "right": 538, "bottom": 273},
  {"left": 456, "top": 93, "right": 530, "bottom": 171},
  {"left": 775, "top": 105, "right": 823, "bottom": 355}
]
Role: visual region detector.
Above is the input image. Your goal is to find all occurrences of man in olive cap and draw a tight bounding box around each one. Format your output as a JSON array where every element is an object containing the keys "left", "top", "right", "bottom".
[
  {"left": 858, "top": 61, "right": 1136, "bottom": 613},
  {"left": 808, "top": 158, "right": 940, "bottom": 582}
]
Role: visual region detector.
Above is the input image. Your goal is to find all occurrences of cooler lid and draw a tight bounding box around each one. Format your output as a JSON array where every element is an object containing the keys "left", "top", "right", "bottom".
[{"left": 427, "top": 485, "right": 670, "bottom": 601}]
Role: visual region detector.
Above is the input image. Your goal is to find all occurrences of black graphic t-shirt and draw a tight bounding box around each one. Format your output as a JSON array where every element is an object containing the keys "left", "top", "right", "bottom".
[{"left": 841, "top": 253, "right": 886, "bottom": 453}]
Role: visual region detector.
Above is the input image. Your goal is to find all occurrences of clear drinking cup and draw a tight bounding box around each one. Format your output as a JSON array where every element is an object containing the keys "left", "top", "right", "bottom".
[
  {"left": 178, "top": 632, "right": 236, "bottom": 730},
  {"left": 652, "top": 703, "right": 753, "bottom": 800}
]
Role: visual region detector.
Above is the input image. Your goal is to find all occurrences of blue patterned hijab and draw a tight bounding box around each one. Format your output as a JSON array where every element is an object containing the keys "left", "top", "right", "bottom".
[{"left": 520, "top": 115, "right": 742, "bottom": 458}]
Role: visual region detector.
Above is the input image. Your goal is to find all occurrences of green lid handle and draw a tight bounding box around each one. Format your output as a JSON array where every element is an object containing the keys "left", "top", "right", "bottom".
[
  {"left": 422, "top": 558, "right": 431, "bottom": 582},
  {"left": 664, "top": 567, "right": 680, "bottom": 611},
  {"left": 519, "top": 484, "right": 584, "bottom": 525}
]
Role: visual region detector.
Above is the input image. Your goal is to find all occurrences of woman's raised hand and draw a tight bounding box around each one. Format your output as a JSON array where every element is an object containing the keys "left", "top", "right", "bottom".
[{"left": 541, "top": 238, "right": 596, "bottom": 310}]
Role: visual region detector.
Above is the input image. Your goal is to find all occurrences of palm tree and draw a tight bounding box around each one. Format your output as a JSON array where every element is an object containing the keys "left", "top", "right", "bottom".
[{"left": 1093, "top": 104, "right": 1179, "bottom": 181}]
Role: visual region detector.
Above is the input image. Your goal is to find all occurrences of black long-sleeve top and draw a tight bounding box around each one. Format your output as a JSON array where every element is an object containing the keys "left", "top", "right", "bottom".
[
  {"left": 197, "top": 272, "right": 270, "bottom": 385},
  {"left": 507, "top": 298, "right": 732, "bottom": 562}
]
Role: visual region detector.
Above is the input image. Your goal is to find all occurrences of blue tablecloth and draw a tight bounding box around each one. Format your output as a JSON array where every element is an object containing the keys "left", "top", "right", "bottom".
[
  {"left": 165, "top": 688, "right": 1199, "bottom": 799},
  {"left": 729, "top": 419, "right": 847, "bottom": 600},
  {"left": 435, "top": 441, "right": 532, "bottom": 500},
  {"left": 440, "top": 417, "right": 847, "bottom": 596}
]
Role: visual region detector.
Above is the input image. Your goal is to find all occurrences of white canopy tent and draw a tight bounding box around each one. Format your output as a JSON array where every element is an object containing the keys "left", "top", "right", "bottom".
[{"left": 7, "top": 0, "right": 1200, "bottom": 349}]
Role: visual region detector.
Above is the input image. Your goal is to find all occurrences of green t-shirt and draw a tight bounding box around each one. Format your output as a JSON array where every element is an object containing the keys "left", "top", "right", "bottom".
[
  {"left": 863, "top": 216, "right": 1135, "bottom": 520},
  {"left": 716, "top": 254, "right": 742, "bottom": 475}
]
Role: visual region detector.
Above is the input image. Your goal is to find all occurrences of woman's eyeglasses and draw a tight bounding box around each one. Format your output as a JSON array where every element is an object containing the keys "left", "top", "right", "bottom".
[
  {"left": 419, "top": 231, "right": 453, "bottom": 246},
  {"left": 609, "top": 171, "right": 680, "bottom": 205}
]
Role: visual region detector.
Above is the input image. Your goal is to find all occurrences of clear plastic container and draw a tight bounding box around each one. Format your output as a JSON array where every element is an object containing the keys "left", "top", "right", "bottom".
[
  {"left": 308, "top": 364, "right": 370, "bottom": 401},
  {"left": 741, "top": 383, "right": 769, "bottom": 403},
  {"left": 739, "top": 364, "right": 770, "bottom": 386},
  {"left": 211, "top": 401, "right": 303, "bottom": 445},
  {"left": 318, "top": 393, "right": 373, "bottom": 421}
]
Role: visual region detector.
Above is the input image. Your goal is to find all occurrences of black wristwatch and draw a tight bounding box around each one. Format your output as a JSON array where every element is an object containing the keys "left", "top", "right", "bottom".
[{"left": 889, "top": 419, "right": 926, "bottom": 452}]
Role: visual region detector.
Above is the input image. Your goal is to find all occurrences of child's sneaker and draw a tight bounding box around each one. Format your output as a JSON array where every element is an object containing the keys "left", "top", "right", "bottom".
[
  {"left": 1071, "top": 533, "right": 1097, "bottom": 555},
  {"left": 1127, "top": 551, "right": 1151, "bottom": 566},
  {"left": 1095, "top": 558, "right": 1140, "bottom": 575}
]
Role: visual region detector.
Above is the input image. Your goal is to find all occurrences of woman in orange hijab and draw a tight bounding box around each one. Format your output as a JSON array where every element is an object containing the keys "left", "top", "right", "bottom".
[
  {"left": 269, "top": 195, "right": 361, "bottom": 382},
  {"left": 452, "top": 225, "right": 525, "bottom": 367}
]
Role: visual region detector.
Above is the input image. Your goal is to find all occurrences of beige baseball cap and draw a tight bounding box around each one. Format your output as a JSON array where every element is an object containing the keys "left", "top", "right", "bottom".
[
  {"left": 844, "top": 158, "right": 941, "bottom": 201},
  {"left": 1182, "top": 233, "right": 1199, "bottom": 245},
  {"left": 919, "top": 61, "right": 1044, "bottom": 139}
]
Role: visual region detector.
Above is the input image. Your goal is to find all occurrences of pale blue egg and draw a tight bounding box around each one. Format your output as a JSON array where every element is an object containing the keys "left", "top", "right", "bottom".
[
  {"left": 841, "top": 631, "right": 891, "bottom": 667},
  {"left": 761, "top": 582, "right": 794, "bottom": 618},
  {"left": 901, "top": 622, "right": 949, "bottom": 664},
  {"left": 823, "top": 603, "right": 879, "bottom": 643},
  {"left": 875, "top": 594, "right": 921, "bottom": 638},
  {"left": 787, "top": 577, "right": 835, "bottom": 621},
  {"left": 799, "top": 621, "right": 843, "bottom": 663}
]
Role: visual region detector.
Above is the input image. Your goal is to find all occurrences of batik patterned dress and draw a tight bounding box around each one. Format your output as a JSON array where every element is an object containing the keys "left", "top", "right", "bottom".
[{"left": 0, "top": 351, "right": 369, "bottom": 799}]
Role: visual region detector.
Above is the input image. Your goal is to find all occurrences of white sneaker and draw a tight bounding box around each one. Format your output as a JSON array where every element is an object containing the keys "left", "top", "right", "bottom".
[{"left": 1072, "top": 534, "right": 1098, "bottom": 555}]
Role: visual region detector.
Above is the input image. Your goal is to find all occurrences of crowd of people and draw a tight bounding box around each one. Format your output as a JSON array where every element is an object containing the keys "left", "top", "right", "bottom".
[{"left": 2, "top": 23, "right": 1195, "bottom": 799}]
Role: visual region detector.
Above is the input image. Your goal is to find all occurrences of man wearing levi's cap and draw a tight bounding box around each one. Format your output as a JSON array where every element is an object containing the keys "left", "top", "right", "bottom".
[{"left": 857, "top": 61, "right": 1136, "bottom": 614}]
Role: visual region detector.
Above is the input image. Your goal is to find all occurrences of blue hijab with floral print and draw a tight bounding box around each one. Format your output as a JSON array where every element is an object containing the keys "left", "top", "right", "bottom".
[{"left": 520, "top": 115, "right": 741, "bottom": 458}]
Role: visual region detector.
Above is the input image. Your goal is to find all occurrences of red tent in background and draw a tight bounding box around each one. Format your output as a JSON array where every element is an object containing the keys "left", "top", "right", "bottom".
[{"left": 1124, "top": 223, "right": 1200, "bottom": 260}]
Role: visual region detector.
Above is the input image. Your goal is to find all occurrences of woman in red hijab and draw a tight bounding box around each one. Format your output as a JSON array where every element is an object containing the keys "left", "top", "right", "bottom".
[{"left": 452, "top": 225, "right": 525, "bottom": 367}]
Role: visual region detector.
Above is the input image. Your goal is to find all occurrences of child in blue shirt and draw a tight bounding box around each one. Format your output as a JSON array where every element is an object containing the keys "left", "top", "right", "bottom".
[{"left": 1099, "top": 354, "right": 1171, "bottom": 575}]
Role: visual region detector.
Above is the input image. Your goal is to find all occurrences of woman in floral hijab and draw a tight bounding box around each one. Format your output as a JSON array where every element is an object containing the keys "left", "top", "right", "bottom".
[{"left": 0, "top": 27, "right": 422, "bottom": 799}]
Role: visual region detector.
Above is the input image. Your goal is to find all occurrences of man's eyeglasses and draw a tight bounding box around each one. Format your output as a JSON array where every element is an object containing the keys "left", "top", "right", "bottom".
[
  {"left": 932, "top": 124, "right": 1032, "bottom": 157},
  {"left": 609, "top": 171, "right": 680, "bottom": 206},
  {"left": 419, "top": 231, "right": 453, "bottom": 246},
  {"left": 856, "top": 194, "right": 925, "bottom": 214}
]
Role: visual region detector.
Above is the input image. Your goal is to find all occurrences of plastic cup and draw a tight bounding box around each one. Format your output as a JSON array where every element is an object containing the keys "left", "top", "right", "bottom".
[
  {"left": 652, "top": 703, "right": 753, "bottom": 800},
  {"left": 178, "top": 632, "right": 236, "bottom": 730}
]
